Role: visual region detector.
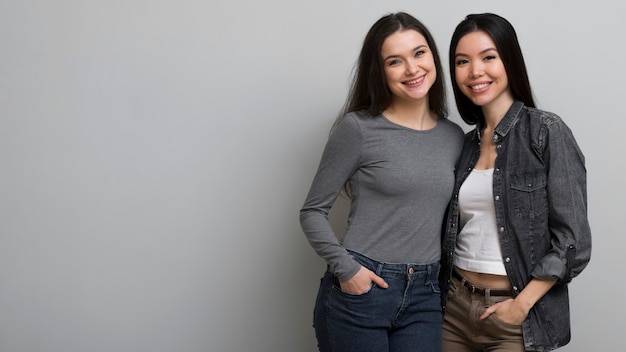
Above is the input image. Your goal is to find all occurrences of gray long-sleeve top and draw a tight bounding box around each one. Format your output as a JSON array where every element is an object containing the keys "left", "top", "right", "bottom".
[{"left": 300, "top": 111, "right": 464, "bottom": 281}]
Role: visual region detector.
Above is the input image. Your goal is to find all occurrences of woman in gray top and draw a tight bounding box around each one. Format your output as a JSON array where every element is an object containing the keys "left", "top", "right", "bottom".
[{"left": 299, "top": 12, "right": 464, "bottom": 352}]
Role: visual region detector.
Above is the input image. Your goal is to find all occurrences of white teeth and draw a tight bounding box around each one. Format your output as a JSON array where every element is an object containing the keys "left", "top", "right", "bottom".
[
  {"left": 406, "top": 78, "right": 422, "bottom": 85},
  {"left": 471, "top": 83, "right": 489, "bottom": 90}
]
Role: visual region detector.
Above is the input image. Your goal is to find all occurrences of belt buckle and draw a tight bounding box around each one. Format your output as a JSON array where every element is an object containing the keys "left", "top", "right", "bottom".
[{"left": 467, "top": 283, "right": 481, "bottom": 294}]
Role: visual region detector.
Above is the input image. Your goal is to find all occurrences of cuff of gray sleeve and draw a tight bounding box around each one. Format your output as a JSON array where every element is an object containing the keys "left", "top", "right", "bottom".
[{"left": 334, "top": 256, "right": 361, "bottom": 282}]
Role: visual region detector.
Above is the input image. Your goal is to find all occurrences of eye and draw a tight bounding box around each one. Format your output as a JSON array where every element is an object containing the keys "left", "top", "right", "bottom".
[
  {"left": 414, "top": 50, "right": 426, "bottom": 57},
  {"left": 387, "top": 59, "right": 401, "bottom": 66},
  {"left": 484, "top": 55, "right": 497, "bottom": 61},
  {"left": 456, "top": 59, "right": 469, "bottom": 66}
]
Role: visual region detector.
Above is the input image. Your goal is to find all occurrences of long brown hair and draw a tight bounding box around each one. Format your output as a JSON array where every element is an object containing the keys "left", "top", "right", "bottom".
[{"left": 335, "top": 12, "right": 447, "bottom": 128}]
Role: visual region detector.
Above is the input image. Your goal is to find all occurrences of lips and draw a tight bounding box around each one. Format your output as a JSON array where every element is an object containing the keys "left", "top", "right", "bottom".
[
  {"left": 404, "top": 75, "right": 425, "bottom": 86},
  {"left": 470, "top": 82, "right": 490, "bottom": 91}
]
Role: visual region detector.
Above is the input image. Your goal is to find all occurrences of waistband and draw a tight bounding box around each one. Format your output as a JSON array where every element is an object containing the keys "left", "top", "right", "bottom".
[
  {"left": 349, "top": 250, "right": 439, "bottom": 277},
  {"left": 452, "top": 269, "right": 513, "bottom": 297}
]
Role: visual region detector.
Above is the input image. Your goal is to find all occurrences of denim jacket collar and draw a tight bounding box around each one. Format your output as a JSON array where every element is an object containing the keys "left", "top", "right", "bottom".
[{"left": 475, "top": 101, "right": 524, "bottom": 143}]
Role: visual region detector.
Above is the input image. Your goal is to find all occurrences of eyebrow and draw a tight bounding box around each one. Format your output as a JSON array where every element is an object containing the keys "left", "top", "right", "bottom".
[
  {"left": 383, "top": 44, "right": 427, "bottom": 62},
  {"left": 455, "top": 47, "right": 498, "bottom": 58}
]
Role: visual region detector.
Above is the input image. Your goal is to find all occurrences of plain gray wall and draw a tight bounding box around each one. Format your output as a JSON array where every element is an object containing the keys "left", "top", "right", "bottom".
[{"left": 0, "top": 1, "right": 622, "bottom": 351}]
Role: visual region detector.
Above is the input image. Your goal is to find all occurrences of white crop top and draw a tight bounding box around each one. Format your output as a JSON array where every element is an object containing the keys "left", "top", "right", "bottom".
[{"left": 453, "top": 168, "right": 507, "bottom": 275}]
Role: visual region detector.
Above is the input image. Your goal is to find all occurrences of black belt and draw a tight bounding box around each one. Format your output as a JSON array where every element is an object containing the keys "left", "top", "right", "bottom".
[{"left": 453, "top": 270, "right": 513, "bottom": 296}]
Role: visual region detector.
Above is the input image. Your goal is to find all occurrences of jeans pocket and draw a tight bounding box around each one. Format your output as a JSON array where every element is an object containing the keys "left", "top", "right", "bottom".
[
  {"left": 429, "top": 279, "right": 441, "bottom": 294},
  {"left": 490, "top": 313, "right": 523, "bottom": 328},
  {"left": 333, "top": 281, "right": 375, "bottom": 296},
  {"left": 330, "top": 272, "right": 376, "bottom": 296}
]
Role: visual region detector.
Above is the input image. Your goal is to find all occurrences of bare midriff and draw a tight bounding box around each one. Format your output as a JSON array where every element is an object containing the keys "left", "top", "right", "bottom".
[{"left": 456, "top": 267, "right": 512, "bottom": 289}]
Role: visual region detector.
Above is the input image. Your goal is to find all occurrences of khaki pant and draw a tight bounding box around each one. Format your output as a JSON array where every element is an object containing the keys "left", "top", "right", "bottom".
[{"left": 442, "top": 271, "right": 525, "bottom": 352}]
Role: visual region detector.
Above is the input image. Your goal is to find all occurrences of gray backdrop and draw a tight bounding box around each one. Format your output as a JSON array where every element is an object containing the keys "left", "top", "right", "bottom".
[{"left": 1, "top": 1, "right": 622, "bottom": 351}]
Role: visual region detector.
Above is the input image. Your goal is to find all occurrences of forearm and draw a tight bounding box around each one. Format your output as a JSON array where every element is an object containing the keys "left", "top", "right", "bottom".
[
  {"left": 481, "top": 277, "right": 558, "bottom": 323},
  {"left": 515, "top": 278, "right": 557, "bottom": 314}
]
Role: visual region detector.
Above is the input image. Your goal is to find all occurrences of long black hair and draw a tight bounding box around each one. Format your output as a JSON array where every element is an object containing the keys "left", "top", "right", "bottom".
[{"left": 449, "top": 13, "right": 535, "bottom": 125}]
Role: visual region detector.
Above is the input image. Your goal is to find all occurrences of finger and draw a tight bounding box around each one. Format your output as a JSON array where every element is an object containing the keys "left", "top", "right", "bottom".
[
  {"left": 371, "top": 274, "right": 388, "bottom": 289},
  {"left": 480, "top": 305, "right": 497, "bottom": 320}
]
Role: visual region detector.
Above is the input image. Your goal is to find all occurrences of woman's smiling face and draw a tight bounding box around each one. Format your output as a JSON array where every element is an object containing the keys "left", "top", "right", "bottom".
[
  {"left": 454, "top": 30, "right": 514, "bottom": 110},
  {"left": 381, "top": 29, "right": 436, "bottom": 104}
]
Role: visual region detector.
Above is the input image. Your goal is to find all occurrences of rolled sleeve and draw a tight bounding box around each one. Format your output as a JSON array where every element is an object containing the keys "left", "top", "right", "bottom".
[{"left": 531, "top": 117, "right": 592, "bottom": 283}]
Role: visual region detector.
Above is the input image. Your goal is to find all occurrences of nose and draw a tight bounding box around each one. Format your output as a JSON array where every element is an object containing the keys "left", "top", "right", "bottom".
[
  {"left": 405, "top": 59, "right": 419, "bottom": 75},
  {"left": 469, "top": 62, "right": 483, "bottom": 78}
]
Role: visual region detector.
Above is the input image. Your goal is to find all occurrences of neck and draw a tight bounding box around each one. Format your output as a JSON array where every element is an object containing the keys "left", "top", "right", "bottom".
[
  {"left": 481, "top": 93, "right": 515, "bottom": 129},
  {"left": 384, "top": 100, "right": 437, "bottom": 130}
]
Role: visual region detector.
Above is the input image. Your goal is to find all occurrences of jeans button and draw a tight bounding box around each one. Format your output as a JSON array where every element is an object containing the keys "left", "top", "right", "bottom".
[{"left": 408, "top": 267, "right": 414, "bottom": 274}]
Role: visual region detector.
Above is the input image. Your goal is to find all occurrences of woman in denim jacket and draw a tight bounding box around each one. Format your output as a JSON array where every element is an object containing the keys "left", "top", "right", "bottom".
[{"left": 439, "top": 13, "right": 592, "bottom": 352}]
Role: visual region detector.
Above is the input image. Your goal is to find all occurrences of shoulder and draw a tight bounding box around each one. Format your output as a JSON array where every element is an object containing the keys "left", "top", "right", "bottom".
[
  {"left": 517, "top": 105, "right": 575, "bottom": 138},
  {"left": 332, "top": 111, "right": 362, "bottom": 133},
  {"left": 335, "top": 110, "right": 378, "bottom": 128},
  {"left": 333, "top": 110, "right": 386, "bottom": 135},
  {"left": 519, "top": 106, "right": 579, "bottom": 149},
  {"left": 439, "top": 117, "right": 465, "bottom": 131},
  {"left": 523, "top": 106, "right": 566, "bottom": 128},
  {"left": 330, "top": 110, "right": 380, "bottom": 142},
  {"left": 437, "top": 118, "right": 466, "bottom": 139}
]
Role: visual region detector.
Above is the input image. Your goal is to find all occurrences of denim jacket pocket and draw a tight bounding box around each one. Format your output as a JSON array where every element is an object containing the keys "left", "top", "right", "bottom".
[{"left": 510, "top": 173, "right": 548, "bottom": 219}]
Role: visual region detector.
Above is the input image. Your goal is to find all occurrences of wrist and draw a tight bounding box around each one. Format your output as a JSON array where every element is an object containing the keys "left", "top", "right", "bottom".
[{"left": 513, "top": 295, "right": 534, "bottom": 315}]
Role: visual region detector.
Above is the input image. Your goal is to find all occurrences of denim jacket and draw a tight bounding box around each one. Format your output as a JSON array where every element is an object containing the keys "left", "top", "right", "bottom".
[{"left": 440, "top": 101, "right": 592, "bottom": 352}]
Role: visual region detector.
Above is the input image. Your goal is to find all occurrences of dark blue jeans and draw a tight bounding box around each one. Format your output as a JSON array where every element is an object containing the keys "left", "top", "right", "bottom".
[{"left": 313, "top": 251, "right": 442, "bottom": 352}]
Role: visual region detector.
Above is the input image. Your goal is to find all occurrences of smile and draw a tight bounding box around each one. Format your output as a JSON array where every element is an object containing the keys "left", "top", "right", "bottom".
[
  {"left": 470, "top": 82, "right": 490, "bottom": 90},
  {"left": 404, "top": 76, "right": 424, "bottom": 85}
]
